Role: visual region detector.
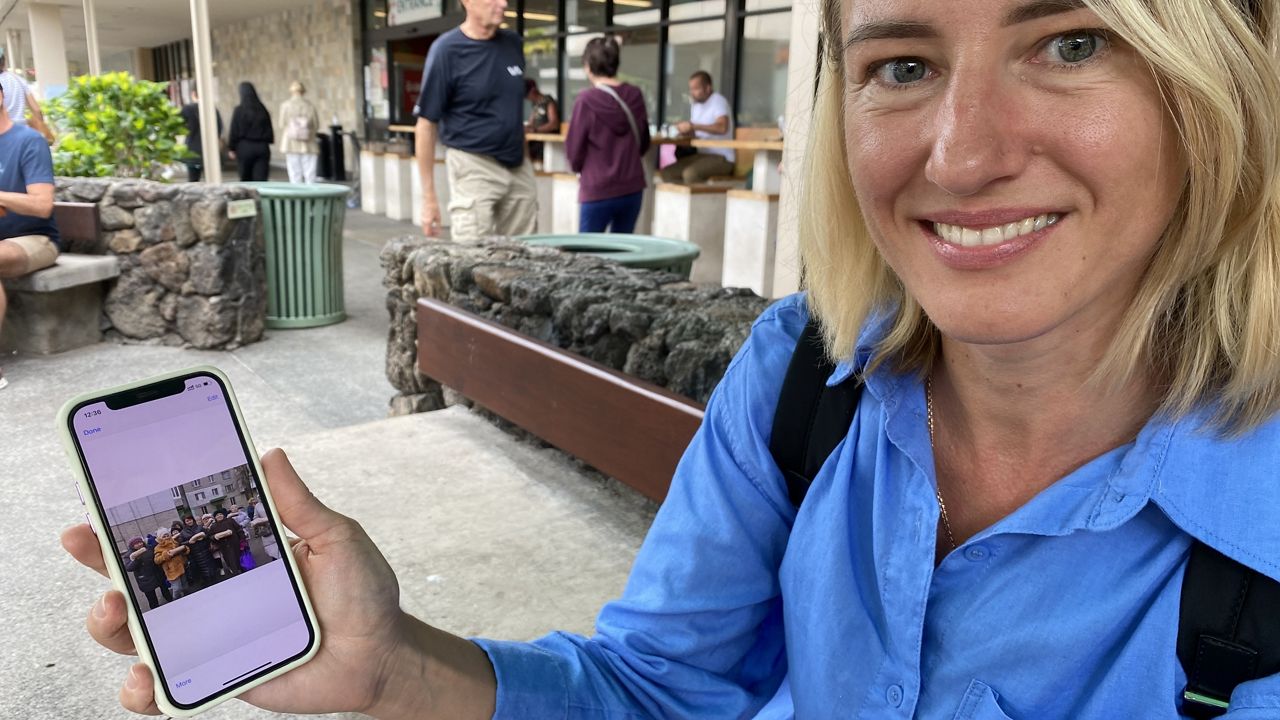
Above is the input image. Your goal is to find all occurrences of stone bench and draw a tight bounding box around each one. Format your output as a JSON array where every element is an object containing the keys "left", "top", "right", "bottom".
[
  {"left": 0, "top": 201, "right": 117, "bottom": 355},
  {"left": 1, "top": 253, "right": 120, "bottom": 355}
]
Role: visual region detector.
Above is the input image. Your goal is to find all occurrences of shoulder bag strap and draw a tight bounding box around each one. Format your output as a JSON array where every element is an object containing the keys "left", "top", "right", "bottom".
[
  {"left": 1178, "top": 541, "right": 1280, "bottom": 717},
  {"left": 597, "top": 84, "right": 642, "bottom": 153},
  {"left": 769, "top": 315, "right": 862, "bottom": 507}
]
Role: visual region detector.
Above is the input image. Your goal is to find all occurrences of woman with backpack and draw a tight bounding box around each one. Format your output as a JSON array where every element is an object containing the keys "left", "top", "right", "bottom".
[
  {"left": 227, "top": 81, "right": 274, "bottom": 182},
  {"left": 564, "top": 35, "right": 650, "bottom": 234},
  {"left": 68, "top": 1, "right": 1280, "bottom": 717},
  {"left": 278, "top": 80, "right": 321, "bottom": 184}
]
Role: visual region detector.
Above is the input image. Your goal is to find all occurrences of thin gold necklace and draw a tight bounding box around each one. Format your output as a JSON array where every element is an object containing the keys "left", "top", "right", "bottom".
[{"left": 926, "top": 374, "right": 958, "bottom": 550}]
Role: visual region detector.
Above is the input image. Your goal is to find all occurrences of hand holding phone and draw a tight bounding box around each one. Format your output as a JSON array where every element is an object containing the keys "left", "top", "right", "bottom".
[
  {"left": 62, "top": 449, "right": 448, "bottom": 717},
  {"left": 60, "top": 369, "right": 323, "bottom": 715}
]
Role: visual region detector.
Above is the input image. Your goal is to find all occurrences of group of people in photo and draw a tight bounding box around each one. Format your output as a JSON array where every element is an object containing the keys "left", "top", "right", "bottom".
[{"left": 121, "top": 501, "right": 268, "bottom": 610}]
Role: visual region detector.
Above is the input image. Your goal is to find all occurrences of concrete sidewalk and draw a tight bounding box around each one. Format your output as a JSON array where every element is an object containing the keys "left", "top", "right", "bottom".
[{"left": 0, "top": 209, "right": 655, "bottom": 718}]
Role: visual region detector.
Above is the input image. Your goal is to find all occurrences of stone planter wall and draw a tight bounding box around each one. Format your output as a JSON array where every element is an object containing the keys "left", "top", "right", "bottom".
[
  {"left": 55, "top": 178, "right": 267, "bottom": 349},
  {"left": 382, "top": 237, "right": 771, "bottom": 416}
]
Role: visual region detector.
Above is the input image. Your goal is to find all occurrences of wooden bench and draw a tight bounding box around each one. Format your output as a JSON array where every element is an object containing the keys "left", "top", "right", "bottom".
[
  {"left": 416, "top": 297, "right": 703, "bottom": 502},
  {"left": 0, "top": 202, "right": 120, "bottom": 355}
]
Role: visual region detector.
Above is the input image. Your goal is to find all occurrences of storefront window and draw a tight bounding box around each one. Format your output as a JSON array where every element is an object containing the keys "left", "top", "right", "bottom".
[
  {"left": 564, "top": 0, "right": 606, "bottom": 34},
  {"left": 744, "top": 0, "right": 789, "bottom": 10},
  {"left": 668, "top": 0, "right": 726, "bottom": 22},
  {"left": 613, "top": 0, "right": 660, "bottom": 27},
  {"left": 559, "top": 28, "right": 659, "bottom": 123},
  {"left": 525, "top": 33, "right": 560, "bottom": 124},
  {"left": 662, "top": 18, "right": 725, "bottom": 126},
  {"left": 519, "top": 0, "right": 559, "bottom": 34},
  {"left": 366, "top": 0, "right": 388, "bottom": 31},
  {"left": 617, "top": 26, "right": 660, "bottom": 122},
  {"left": 561, "top": 33, "right": 594, "bottom": 120},
  {"left": 738, "top": 10, "right": 789, "bottom": 127}
]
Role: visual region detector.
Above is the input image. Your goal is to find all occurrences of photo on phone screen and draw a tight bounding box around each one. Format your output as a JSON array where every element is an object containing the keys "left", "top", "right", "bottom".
[
  {"left": 110, "top": 462, "right": 281, "bottom": 609},
  {"left": 67, "top": 370, "right": 316, "bottom": 710}
]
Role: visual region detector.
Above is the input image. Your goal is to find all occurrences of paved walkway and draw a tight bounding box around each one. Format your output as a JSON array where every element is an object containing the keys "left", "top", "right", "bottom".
[{"left": 0, "top": 209, "right": 654, "bottom": 718}]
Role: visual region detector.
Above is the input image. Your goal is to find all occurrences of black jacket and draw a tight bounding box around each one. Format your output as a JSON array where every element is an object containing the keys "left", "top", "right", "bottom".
[
  {"left": 179, "top": 526, "right": 219, "bottom": 579},
  {"left": 124, "top": 546, "right": 165, "bottom": 593},
  {"left": 180, "top": 103, "right": 223, "bottom": 156},
  {"left": 228, "top": 105, "right": 274, "bottom": 148}
]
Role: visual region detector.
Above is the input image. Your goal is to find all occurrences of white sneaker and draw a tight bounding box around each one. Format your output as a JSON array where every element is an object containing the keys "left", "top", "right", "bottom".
[{"left": 0, "top": 373, "right": 7, "bottom": 391}]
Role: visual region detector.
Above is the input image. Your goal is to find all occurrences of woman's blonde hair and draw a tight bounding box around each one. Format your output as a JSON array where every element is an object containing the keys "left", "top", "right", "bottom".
[{"left": 801, "top": 0, "right": 1280, "bottom": 432}]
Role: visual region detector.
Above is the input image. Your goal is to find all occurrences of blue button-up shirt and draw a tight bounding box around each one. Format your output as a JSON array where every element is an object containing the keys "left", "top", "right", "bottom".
[{"left": 474, "top": 294, "right": 1280, "bottom": 719}]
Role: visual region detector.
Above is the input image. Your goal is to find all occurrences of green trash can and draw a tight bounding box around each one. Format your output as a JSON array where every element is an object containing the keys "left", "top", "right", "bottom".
[
  {"left": 245, "top": 182, "right": 349, "bottom": 329},
  {"left": 519, "top": 233, "right": 701, "bottom": 279}
]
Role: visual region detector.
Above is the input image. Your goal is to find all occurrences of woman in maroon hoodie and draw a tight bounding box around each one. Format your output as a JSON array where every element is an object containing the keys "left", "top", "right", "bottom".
[{"left": 565, "top": 36, "right": 651, "bottom": 233}]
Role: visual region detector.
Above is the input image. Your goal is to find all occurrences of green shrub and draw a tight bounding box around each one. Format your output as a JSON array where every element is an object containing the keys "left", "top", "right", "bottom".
[{"left": 48, "top": 72, "right": 190, "bottom": 180}]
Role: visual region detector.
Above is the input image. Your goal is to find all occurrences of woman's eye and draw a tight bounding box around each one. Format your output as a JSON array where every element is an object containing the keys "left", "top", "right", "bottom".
[
  {"left": 1043, "top": 30, "right": 1108, "bottom": 64},
  {"left": 871, "top": 58, "right": 930, "bottom": 86}
]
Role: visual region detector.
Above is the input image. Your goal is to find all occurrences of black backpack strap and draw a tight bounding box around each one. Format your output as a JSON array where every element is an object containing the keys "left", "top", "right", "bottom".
[
  {"left": 769, "top": 316, "right": 862, "bottom": 507},
  {"left": 1178, "top": 542, "right": 1280, "bottom": 718}
]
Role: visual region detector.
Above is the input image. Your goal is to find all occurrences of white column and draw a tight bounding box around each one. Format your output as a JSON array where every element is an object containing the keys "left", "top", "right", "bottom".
[
  {"left": 27, "top": 3, "right": 69, "bottom": 95},
  {"left": 384, "top": 153, "right": 414, "bottom": 221},
  {"left": 82, "top": 0, "right": 100, "bottom": 76},
  {"left": 189, "top": 0, "right": 220, "bottom": 183},
  {"left": 6, "top": 30, "right": 19, "bottom": 74},
  {"left": 772, "top": 0, "right": 821, "bottom": 297}
]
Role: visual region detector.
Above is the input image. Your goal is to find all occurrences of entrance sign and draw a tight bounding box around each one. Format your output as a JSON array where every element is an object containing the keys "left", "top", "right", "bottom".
[{"left": 389, "top": 0, "right": 442, "bottom": 25}]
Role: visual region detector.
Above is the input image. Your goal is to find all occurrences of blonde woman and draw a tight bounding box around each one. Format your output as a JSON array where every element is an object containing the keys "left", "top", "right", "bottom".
[
  {"left": 65, "top": 1, "right": 1280, "bottom": 717},
  {"left": 278, "top": 80, "right": 320, "bottom": 184}
]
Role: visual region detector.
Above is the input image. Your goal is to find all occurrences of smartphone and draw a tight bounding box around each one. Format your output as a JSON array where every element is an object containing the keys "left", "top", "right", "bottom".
[{"left": 57, "top": 366, "right": 320, "bottom": 717}]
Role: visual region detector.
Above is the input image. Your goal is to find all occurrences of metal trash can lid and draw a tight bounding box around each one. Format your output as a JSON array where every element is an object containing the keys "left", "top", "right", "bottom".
[
  {"left": 240, "top": 182, "right": 350, "bottom": 199},
  {"left": 519, "top": 233, "right": 700, "bottom": 263}
]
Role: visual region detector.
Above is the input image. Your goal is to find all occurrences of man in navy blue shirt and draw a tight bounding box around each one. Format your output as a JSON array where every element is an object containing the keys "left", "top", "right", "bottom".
[
  {"left": 413, "top": 0, "right": 537, "bottom": 241},
  {"left": 0, "top": 80, "right": 58, "bottom": 390}
]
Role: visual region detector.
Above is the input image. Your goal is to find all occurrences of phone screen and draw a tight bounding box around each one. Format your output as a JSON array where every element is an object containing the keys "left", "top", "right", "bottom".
[{"left": 68, "top": 371, "right": 315, "bottom": 710}]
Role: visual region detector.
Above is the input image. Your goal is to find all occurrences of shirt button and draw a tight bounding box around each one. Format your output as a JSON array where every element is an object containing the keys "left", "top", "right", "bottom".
[
  {"left": 964, "top": 544, "right": 990, "bottom": 562},
  {"left": 886, "top": 684, "right": 904, "bottom": 707}
]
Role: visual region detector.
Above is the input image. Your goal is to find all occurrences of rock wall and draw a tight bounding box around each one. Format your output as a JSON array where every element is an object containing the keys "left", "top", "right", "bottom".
[
  {"left": 56, "top": 178, "right": 267, "bottom": 350},
  {"left": 211, "top": 0, "right": 361, "bottom": 140},
  {"left": 382, "top": 237, "right": 771, "bottom": 415}
]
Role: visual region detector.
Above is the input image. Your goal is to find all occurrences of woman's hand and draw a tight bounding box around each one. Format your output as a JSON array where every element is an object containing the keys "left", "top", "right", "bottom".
[{"left": 61, "top": 449, "right": 431, "bottom": 717}]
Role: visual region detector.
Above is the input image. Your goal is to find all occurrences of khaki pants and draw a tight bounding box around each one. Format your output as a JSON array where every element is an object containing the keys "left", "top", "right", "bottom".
[
  {"left": 445, "top": 149, "right": 538, "bottom": 241},
  {"left": 659, "top": 153, "right": 735, "bottom": 185},
  {"left": 4, "top": 235, "right": 58, "bottom": 275}
]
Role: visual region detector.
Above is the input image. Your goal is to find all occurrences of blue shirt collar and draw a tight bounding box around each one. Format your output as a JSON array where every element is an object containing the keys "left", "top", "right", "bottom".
[{"left": 826, "top": 302, "right": 1280, "bottom": 578}]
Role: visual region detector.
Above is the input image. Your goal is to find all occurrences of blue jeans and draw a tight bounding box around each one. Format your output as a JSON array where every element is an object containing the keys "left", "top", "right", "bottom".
[{"left": 579, "top": 191, "right": 644, "bottom": 233}]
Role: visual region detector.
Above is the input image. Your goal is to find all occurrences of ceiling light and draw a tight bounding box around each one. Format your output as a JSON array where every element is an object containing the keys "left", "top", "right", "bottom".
[
  {"left": 504, "top": 10, "right": 557, "bottom": 21},
  {"left": 373, "top": 10, "right": 387, "bottom": 17}
]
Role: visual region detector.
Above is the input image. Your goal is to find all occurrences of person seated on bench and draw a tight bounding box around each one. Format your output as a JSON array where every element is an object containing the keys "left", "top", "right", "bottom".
[
  {"left": 659, "top": 70, "right": 735, "bottom": 185},
  {"left": 0, "top": 78, "right": 59, "bottom": 390},
  {"left": 60, "top": 1, "right": 1280, "bottom": 717}
]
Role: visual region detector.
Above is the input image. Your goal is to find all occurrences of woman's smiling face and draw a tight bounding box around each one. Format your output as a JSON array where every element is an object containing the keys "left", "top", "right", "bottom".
[{"left": 842, "top": 0, "right": 1187, "bottom": 348}]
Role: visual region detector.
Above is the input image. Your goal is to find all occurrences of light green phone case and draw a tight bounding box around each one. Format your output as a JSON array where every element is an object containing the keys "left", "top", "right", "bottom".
[{"left": 56, "top": 365, "right": 322, "bottom": 717}]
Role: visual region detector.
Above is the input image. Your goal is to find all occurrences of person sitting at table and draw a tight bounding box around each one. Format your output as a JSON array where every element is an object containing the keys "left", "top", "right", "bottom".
[
  {"left": 524, "top": 79, "right": 559, "bottom": 167},
  {"left": 659, "top": 70, "right": 734, "bottom": 185}
]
